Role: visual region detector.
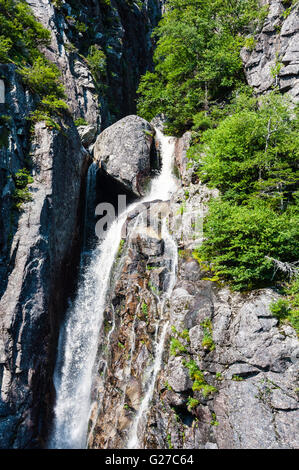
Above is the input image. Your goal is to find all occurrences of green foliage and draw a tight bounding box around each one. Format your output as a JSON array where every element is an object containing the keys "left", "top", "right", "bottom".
[
  {"left": 244, "top": 36, "right": 257, "bottom": 51},
  {"left": 0, "top": 114, "right": 11, "bottom": 148},
  {"left": 200, "top": 318, "right": 215, "bottom": 351},
  {"left": 170, "top": 337, "right": 187, "bottom": 356},
  {"left": 0, "top": 0, "right": 50, "bottom": 65},
  {"left": 215, "top": 372, "right": 224, "bottom": 381},
  {"left": 184, "top": 359, "right": 217, "bottom": 398},
  {"left": 0, "top": 1, "right": 68, "bottom": 127},
  {"left": 210, "top": 412, "right": 219, "bottom": 426},
  {"left": 195, "top": 199, "right": 298, "bottom": 291},
  {"left": 141, "top": 301, "right": 148, "bottom": 317},
  {"left": 19, "top": 57, "right": 65, "bottom": 99},
  {"left": 12, "top": 168, "right": 34, "bottom": 211},
  {"left": 232, "top": 375, "right": 244, "bottom": 381},
  {"left": 74, "top": 118, "right": 89, "bottom": 127},
  {"left": 86, "top": 45, "right": 107, "bottom": 80},
  {"left": 166, "top": 433, "right": 173, "bottom": 449},
  {"left": 191, "top": 92, "right": 299, "bottom": 291},
  {"left": 187, "top": 396, "right": 199, "bottom": 410},
  {"left": 137, "top": 0, "right": 266, "bottom": 134},
  {"left": 270, "top": 279, "right": 299, "bottom": 335}
]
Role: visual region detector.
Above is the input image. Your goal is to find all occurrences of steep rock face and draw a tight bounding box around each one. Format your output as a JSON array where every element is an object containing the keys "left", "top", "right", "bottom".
[
  {"left": 87, "top": 134, "right": 299, "bottom": 449},
  {"left": 0, "top": 118, "right": 89, "bottom": 448},
  {"left": 94, "top": 115, "right": 156, "bottom": 197},
  {"left": 241, "top": 0, "right": 299, "bottom": 102},
  {"left": 28, "top": 0, "right": 162, "bottom": 130}
]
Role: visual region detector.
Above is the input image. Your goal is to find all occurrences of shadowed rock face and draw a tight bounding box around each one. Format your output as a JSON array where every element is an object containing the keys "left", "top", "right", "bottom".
[
  {"left": 94, "top": 115, "right": 157, "bottom": 197},
  {"left": 0, "top": 120, "right": 89, "bottom": 449}
]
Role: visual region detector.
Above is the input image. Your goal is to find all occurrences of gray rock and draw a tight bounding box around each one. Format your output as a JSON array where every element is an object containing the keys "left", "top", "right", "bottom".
[
  {"left": 242, "top": 0, "right": 299, "bottom": 102},
  {"left": 167, "top": 356, "right": 193, "bottom": 393},
  {"left": 77, "top": 124, "right": 97, "bottom": 147},
  {"left": 94, "top": 115, "right": 156, "bottom": 197},
  {"left": 0, "top": 119, "right": 89, "bottom": 448}
]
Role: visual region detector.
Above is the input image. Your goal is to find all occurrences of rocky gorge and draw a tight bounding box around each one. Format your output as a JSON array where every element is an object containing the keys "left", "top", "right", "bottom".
[{"left": 0, "top": 0, "right": 298, "bottom": 450}]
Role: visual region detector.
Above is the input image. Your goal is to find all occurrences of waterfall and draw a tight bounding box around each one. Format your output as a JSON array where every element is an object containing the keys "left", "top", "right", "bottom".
[
  {"left": 126, "top": 221, "right": 178, "bottom": 449},
  {"left": 49, "top": 129, "right": 178, "bottom": 449}
]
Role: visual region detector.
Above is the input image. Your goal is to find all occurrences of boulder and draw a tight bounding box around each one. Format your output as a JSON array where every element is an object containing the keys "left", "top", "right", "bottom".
[{"left": 94, "top": 115, "right": 156, "bottom": 197}]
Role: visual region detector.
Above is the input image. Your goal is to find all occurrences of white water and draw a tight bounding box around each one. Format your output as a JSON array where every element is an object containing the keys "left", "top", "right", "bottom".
[
  {"left": 127, "top": 222, "right": 178, "bottom": 449},
  {"left": 49, "top": 129, "right": 178, "bottom": 449}
]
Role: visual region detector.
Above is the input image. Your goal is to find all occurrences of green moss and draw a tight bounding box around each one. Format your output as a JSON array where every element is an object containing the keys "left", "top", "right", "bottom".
[
  {"left": 187, "top": 396, "right": 199, "bottom": 410},
  {"left": 170, "top": 337, "right": 187, "bottom": 356},
  {"left": 166, "top": 433, "right": 173, "bottom": 449}
]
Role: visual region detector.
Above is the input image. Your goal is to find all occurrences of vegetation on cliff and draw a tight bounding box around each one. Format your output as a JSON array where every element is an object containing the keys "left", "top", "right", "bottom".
[
  {"left": 0, "top": 0, "right": 68, "bottom": 126},
  {"left": 137, "top": 0, "right": 299, "bottom": 307}
]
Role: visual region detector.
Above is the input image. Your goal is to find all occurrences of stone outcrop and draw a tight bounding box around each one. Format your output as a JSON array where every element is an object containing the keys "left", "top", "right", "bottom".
[
  {"left": 241, "top": 0, "right": 299, "bottom": 102},
  {"left": 94, "top": 115, "right": 156, "bottom": 197}
]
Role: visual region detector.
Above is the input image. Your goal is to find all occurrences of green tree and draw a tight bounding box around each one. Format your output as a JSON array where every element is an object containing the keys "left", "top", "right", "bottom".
[{"left": 137, "top": 0, "right": 266, "bottom": 134}]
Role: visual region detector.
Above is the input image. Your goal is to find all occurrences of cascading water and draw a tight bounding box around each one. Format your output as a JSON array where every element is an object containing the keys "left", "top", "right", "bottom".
[
  {"left": 126, "top": 221, "right": 178, "bottom": 449},
  {"left": 49, "top": 128, "right": 178, "bottom": 449}
]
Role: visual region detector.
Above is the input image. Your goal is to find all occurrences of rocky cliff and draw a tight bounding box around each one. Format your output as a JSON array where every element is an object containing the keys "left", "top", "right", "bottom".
[
  {"left": 87, "top": 131, "right": 299, "bottom": 449},
  {"left": 0, "top": 0, "right": 298, "bottom": 450},
  {"left": 241, "top": 0, "right": 299, "bottom": 102}
]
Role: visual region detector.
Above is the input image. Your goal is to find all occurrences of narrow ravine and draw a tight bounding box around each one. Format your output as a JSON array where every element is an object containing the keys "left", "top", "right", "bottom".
[{"left": 49, "top": 129, "right": 179, "bottom": 449}]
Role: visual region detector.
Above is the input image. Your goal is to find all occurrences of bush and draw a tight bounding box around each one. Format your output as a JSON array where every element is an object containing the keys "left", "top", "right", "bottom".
[
  {"left": 195, "top": 199, "right": 299, "bottom": 290},
  {"left": 270, "top": 279, "right": 299, "bottom": 335},
  {"left": 0, "top": 1, "right": 68, "bottom": 126},
  {"left": 0, "top": 0, "right": 50, "bottom": 65},
  {"left": 197, "top": 93, "right": 299, "bottom": 207},
  {"left": 19, "top": 57, "right": 65, "bottom": 98},
  {"left": 190, "top": 91, "right": 299, "bottom": 291},
  {"left": 13, "top": 168, "right": 34, "bottom": 211},
  {"left": 86, "top": 45, "right": 107, "bottom": 80}
]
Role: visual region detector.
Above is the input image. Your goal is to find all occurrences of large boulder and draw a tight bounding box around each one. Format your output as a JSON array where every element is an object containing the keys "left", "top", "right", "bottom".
[{"left": 94, "top": 115, "right": 156, "bottom": 197}]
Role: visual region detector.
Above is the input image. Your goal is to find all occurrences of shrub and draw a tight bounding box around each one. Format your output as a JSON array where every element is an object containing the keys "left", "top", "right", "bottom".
[
  {"left": 74, "top": 118, "right": 88, "bottom": 127},
  {"left": 19, "top": 57, "right": 65, "bottom": 99},
  {"left": 0, "top": 0, "right": 50, "bottom": 65},
  {"left": 86, "top": 45, "right": 107, "bottom": 79},
  {"left": 13, "top": 168, "right": 34, "bottom": 211},
  {"left": 187, "top": 396, "right": 199, "bottom": 410},
  {"left": 270, "top": 279, "right": 299, "bottom": 335},
  {"left": 195, "top": 199, "right": 299, "bottom": 290},
  {"left": 170, "top": 337, "right": 187, "bottom": 356},
  {"left": 137, "top": 0, "right": 267, "bottom": 134}
]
